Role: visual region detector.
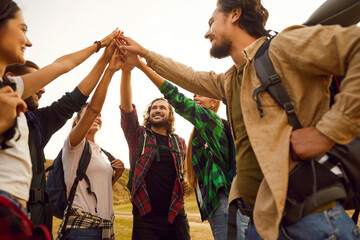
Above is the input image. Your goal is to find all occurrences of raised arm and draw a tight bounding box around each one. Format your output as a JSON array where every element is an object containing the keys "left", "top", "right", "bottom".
[
  {"left": 77, "top": 40, "right": 117, "bottom": 96},
  {"left": 20, "top": 29, "right": 121, "bottom": 99},
  {"left": 69, "top": 49, "right": 124, "bottom": 147},
  {"left": 119, "top": 67, "right": 134, "bottom": 113}
]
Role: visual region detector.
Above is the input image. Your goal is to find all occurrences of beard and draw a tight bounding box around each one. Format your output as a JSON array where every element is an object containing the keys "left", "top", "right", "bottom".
[
  {"left": 25, "top": 96, "right": 39, "bottom": 111},
  {"left": 210, "top": 38, "right": 232, "bottom": 59},
  {"left": 149, "top": 118, "right": 167, "bottom": 128}
]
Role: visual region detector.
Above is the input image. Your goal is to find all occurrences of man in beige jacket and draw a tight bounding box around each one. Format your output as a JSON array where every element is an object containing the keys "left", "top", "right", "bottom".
[{"left": 118, "top": 0, "right": 360, "bottom": 239}]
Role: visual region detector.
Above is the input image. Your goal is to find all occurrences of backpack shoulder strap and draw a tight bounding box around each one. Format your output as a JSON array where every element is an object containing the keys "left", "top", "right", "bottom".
[
  {"left": 253, "top": 37, "right": 302, "bottom": 130},
  {"left": 127, "top": 131, "right": 148, "bottom": 193},
  {"left": 61, "top": 140, "right": 93, "bottom": 234},
  {"left": 101, "top": 148, "right": 116, "bottom": 162},
  {"left": 171, "top": 134, "right": 184, "bottom": 180},
  {"left": 67, "top": 140, "right": 92, "bottom": 205}
]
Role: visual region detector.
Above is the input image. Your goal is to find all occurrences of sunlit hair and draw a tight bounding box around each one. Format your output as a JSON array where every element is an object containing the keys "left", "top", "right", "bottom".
[
  {"left": 142, "top": 98, "right": 175, "bottom": 134},
  {"left": 217, "top": 0, "right": 269, "bottom": 38},
  {"left": 71, "top": 102, "right": 89, "bottom": 128},
  {"left": 0, "top": 0, "right": 20, "bottom": 28},
  {"left": 4, "top": 60, "right": 40, "bottom": 77},
  {"left": 186, "top": 99, "right": 221, "bottom": 188}
]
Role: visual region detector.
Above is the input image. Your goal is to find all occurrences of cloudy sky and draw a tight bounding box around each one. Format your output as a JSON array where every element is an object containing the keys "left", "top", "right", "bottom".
[{"left": 15, "top": 0, "right": 327, "bottom": 167}]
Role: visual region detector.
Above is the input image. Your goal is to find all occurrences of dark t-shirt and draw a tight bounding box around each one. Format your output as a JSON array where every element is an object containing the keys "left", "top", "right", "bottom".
[{"left": 133, "top": 132, "right": 177, "bottom": 216}]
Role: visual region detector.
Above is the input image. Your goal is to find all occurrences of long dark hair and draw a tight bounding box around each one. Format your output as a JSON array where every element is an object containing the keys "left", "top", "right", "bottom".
[
  {"left": 142, "top": 98, "right": 175, "bottom": 134},
  {"left": 217, "top": 0, "right": 269, "bottom": 38},
  {"left": 0, "top": 0, "right": 20, "bottom": 28}
]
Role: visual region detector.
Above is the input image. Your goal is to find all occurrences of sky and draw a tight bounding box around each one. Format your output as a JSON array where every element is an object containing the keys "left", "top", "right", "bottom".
[{"left": 14, "top": 0, "right": 328, "bottom": 167}]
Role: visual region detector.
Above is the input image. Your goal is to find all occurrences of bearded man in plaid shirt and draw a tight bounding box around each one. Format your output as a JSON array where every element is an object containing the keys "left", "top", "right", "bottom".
[{"left": 119, "top": 65, "right": 190, "bottom": 240}]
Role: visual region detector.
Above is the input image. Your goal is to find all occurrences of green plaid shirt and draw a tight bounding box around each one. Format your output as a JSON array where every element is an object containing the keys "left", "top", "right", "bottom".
[{"left": 160, "top": 81, "right": 232, "bottom": 220}]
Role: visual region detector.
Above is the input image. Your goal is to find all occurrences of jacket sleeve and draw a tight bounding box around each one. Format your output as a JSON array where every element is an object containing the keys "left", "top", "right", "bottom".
[
  {"left": 160, "top": 80, "right": 219, "bottom": 130},
  {"left": 120, "top": 104, "right": 144, "bottom": 167},
  {"left": 272, "top": 24, "right": 360, "bottom": 144},
  {"left": 33, "top": 87, "right": 88, "bottom": 147},
  {"left": 146, "top": 51, "right": 227, "bottom": 101}
]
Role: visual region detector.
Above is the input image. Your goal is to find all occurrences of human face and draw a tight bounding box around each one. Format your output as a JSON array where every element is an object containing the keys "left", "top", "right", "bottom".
[
  {"left": 204, "top": 7, "right": 232, "bottom": 59},
  {"left": 0, "top": 10, "right": 32, "bottom": 66},
  {"left": 149, "top": 100, "right": 170, "bottom": 128},
  {"left": 193, "top": 94, "right": 216, "bottom": 109},
  {"left": 22, "top": 67, "right": 44, "bottom": 111},
  {"left": 75, "top": 106, "right": 102, "bottom": 134}
]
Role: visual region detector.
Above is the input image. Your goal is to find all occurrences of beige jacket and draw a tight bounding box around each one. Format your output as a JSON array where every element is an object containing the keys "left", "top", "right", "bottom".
[{"left": 146, "top": 24, "right": 360, "bottom": 239}]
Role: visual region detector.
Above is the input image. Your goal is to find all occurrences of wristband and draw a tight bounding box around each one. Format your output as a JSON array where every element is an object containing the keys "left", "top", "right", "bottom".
[{"left": 94, "top": 41, "right": 101, "bottom": 52}]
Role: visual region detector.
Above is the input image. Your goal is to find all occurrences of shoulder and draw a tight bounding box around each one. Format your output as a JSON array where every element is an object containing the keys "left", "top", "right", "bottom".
[{"left": 6, "top": 76, "right": 24, "bottom": 96}]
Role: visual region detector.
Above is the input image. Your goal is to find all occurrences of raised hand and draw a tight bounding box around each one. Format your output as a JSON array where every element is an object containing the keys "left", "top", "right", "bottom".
[
  {"left": 116, "top": 36, "right": 149, "bottom": 57},
  {"left": 100, "top": 28, "right": 122, "bottom": 48},
  {"left": 108, "top": 49, "right": 125, "bottom": 72},
  {"left": 115, "top": 39, "right": 141, "bottom": 68},
  {"left": 103, "top": 40, "right": 117, "bottom": 60}
]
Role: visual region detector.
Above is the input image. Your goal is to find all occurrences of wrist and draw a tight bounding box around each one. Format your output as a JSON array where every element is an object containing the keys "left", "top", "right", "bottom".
[
  {"left": 141, "top": 48, "right": 149, "bottom": 58},
  {"left": 94, "top": 41, "right": 102, "bottom": 53}
]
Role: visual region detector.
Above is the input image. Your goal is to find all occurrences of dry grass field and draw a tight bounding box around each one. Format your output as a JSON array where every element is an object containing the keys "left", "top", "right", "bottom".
[{"left": 52, "top": 193, "right": 213, "bottom": 240}]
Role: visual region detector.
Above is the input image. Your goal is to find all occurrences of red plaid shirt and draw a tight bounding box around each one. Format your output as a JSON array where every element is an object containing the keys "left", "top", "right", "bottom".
[
  {"left": 120, "top": 105, "right": 186, "bottom": 223},
  {"left": 0, "top": 194, "right": 51, "bottom": 239}
]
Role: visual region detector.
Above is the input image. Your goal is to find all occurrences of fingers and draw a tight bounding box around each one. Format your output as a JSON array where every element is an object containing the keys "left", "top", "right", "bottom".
[
  {"left": 111, "top": 159, "right": 125, "bottom": 169},
  {"left": 0, "top": 88, "right": 27, "bottom": 117},
  {"left": 101, "top": 28, "right": 120, "bottom": 47}
]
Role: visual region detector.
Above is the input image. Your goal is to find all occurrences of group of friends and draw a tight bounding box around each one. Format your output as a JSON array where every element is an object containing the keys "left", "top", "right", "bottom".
[{"left": 1, "top": 0, "right": 360, "bottom": 239}]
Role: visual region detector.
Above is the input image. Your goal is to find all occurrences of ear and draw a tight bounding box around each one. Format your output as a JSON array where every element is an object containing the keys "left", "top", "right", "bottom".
[
  {"left": 231, "top": 8, "right": 242, "bottom": 24},
  {"left": 6, "top": 72, "right": 15, "bottom": 77}
]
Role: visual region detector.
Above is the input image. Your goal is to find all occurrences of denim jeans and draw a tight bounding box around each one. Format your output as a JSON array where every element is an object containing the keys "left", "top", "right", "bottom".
[
  {"left": 246, "top": 202, "right": 360, "bottom": 240},
  {"left": 208, "top": 190, "right": 249, "bottom": 240},
  {"left": 132, "top": 208, "right": 190, "bottom": 240},
  {"left": 61, "top": 228, "right": 102, "bottom": 240}
]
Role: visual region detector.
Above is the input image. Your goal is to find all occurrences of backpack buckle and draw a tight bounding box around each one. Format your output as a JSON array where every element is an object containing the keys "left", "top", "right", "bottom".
[
  {"left": 269, "top": 74, "right": 281, "bottom": 84},
  {"left": 283, "top": 102, "right": 295, "bottom": 115}
]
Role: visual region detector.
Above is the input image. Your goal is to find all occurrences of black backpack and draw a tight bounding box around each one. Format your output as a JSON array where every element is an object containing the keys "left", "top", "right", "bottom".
[
  {"left": 253, "top": 36, "right": 360, "bottom": 225},
  {"left": 46, "top": 140, "right": 115, "bottom": 232}
]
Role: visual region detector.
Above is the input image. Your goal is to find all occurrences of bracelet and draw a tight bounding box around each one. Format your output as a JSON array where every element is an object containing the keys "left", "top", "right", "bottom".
[{"left": 94, "top": 41, "right": 101, "bottom": 53}]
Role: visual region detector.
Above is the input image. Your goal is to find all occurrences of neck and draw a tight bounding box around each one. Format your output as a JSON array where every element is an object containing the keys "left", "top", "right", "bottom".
[
  {"left": 230, "top": 30, "right": 258, "bottom": 67},
  {"left": 151, "top": 126, "right": 168, "bottom": 136},
  {"left": 86, "top": 133, "right": 96, "bottom": 143}
]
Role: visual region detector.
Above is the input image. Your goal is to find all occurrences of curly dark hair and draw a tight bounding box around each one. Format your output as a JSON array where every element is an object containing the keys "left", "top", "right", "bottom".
[
  {"left": 0, "top": 0, "right": 20, "bottom": 28},
  {"left": 142, "top": 98, "right": 175, "bottom": 134},
  {"left": 217, "top": 0, "right": 269, "bottom": 38}
]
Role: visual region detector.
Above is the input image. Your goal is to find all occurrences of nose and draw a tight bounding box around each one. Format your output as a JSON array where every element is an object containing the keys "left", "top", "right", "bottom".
[
  {"left": 204, "top": 28, "right": 211, "bottom": 39},
  {"left": 25, "top": 36, "right": 32, "bottom": 47},
  {"left": 39, "top": 88, "right": 45, "bottom": 94}
]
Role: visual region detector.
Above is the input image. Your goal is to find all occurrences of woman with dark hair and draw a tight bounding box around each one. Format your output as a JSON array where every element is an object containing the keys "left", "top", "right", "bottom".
[
  {"left": 117, "top": 39, "right": 249, "bottom": 240},
  {"left": 0, "top": 1, "right": 119, "bottom": 238},
  {"left": 56, "top": 47, "right": 125, "bottom": 240}
]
